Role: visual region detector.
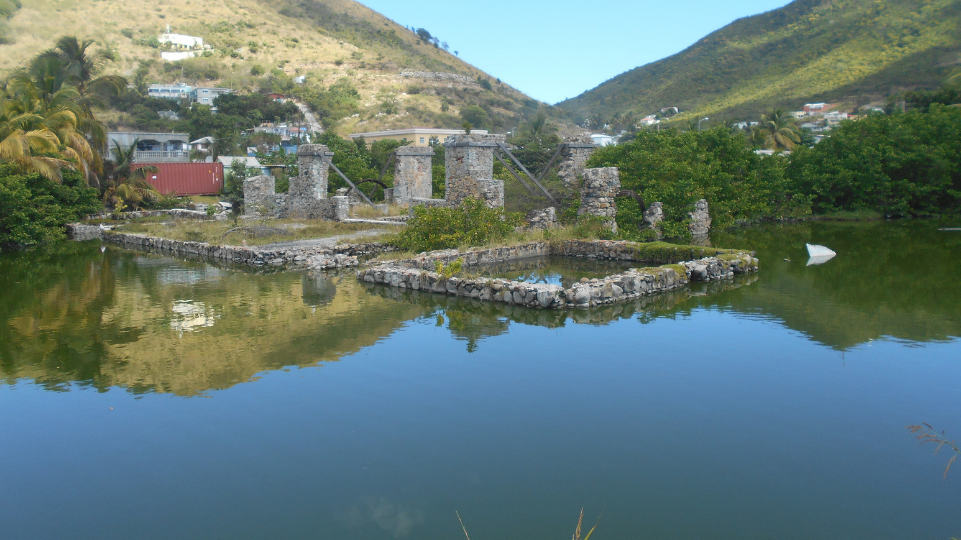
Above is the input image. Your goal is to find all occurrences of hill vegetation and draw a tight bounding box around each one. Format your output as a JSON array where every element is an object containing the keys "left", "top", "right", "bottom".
[
  {"left": 0, "top": 0, "right": 542, "bottom": 135},
  {"left": 559, "top": 0, "right": 961, "bottom": 124}
]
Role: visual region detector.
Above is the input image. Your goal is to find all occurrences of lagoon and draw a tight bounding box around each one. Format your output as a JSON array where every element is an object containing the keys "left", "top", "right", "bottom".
[{"left": 1, "top": 221, "right": 960, "bottom": 540}]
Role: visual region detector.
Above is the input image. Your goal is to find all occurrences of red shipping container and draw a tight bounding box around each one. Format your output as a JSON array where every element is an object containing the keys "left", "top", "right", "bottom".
[{"left": 134, "top": 163, "right": 224, "bottom": 196}]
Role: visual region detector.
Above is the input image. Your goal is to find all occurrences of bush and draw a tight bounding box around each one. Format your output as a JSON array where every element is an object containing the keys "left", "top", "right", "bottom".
[
  {"left": 396, "top": 198, "right": 524, "bottom": 252},
  {"left": 788, "top": 105, "right": 961, "bottom": 217},
  {"left": 0, "top": 166, "right": 102, "bottom": 248}
]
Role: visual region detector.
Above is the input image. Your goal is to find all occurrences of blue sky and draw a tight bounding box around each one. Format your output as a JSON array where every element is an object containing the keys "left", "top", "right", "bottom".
[{"left": 356, "top": 0, "right": 793, "bottom": 104}]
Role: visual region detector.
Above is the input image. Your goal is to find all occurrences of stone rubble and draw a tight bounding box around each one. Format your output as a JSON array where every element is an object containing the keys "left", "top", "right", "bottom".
[{"left": 526, "top": 207, "right": 558, "bottom": 229}]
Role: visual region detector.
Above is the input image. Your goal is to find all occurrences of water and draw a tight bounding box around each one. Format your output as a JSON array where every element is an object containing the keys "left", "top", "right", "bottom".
[{"left": 1, "top": 221, "right": 960, "bottom": 540}]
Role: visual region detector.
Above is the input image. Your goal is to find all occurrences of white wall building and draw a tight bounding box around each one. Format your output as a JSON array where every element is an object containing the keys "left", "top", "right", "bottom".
[
  {"left": 159, "top": 33, "right": 204, "bottom": 49},
  {"left": 147, "top": 83, "right": 192, "bottom": 100}
]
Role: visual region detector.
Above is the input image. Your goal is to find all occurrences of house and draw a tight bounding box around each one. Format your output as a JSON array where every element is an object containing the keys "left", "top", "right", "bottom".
[
  {"left": 349, "top": 127, "right": 489, "bottom": 147},
  {"left": 293, "top": 76, "right": 306, "bottom": 85},
  {"left": 660, "top": 107, "right": 679, "bottom": 115},
  {"left": 147, "top": 83, "right": 192, "bottom": 100},
  {"left": 190, "top": 87, "right": 233, "bottom": 106},
  {"left": 591, "top": 134, "right": 617, "bottom": 147},
  {"left": 158, "top": 110, "right": 180, "bottom": 121},
  {"left": 190, "top": 137, "right": 215, "bottom": 153},
  {"left": 824, "top": 111, "right": 849, "bottom": 124},
  {"left": 107, "top": 132, "right": 190, "bottom": 162},
  {"left": 790, "top": 111, "right": 807, "bottom": 119},
  {"left": 640, "top": 115, "right": 659, "bottom": 126},
  {"left": 158, "top": 28, "right": 204, "bottom": 50},
  {"left": 266, "top": 93, "right": 286, "bottom": 102},
  {"left": 213, "top": 156, "right": 269, "bottom": 175},
  {"left": 804, "top": 103, "right": 832, "bottom": 114}
]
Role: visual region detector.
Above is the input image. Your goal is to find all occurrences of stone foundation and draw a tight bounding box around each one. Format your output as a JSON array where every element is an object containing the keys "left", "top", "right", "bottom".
[
  {"left": 394, "top": 146, "right": 435, "bottom": 205},
  {"left": 357, "top": 240, "right": 758, "bottom": 309},
  {"left": 244, "top": 175, "right": 277, "bottom": 218},
  {"left": 578, "top": 167, "right": 620, "bottom": 232}
]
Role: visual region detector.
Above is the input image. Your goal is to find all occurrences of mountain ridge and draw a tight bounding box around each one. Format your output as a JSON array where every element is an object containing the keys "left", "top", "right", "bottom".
[{"left": 558, "top": 0, "right": 961, "bottom": 122}]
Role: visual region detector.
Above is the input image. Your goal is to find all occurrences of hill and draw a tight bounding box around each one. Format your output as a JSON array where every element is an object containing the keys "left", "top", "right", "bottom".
[
  {"left": 558, "top": 0, "right": 961, "bottom": 123},
  {"left": 0, "top": 0, "right": 541, "bottom": 135}
]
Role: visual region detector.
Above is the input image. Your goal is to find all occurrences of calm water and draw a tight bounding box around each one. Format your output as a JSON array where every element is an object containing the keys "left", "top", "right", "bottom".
[{"left": 2, "top": 221, "right": 961, "bottom": 540}]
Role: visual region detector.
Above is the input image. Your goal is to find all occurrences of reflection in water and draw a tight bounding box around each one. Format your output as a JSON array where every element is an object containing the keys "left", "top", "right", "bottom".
[{"left": 1, "top": 220, "right": 959, "bottom": 395}]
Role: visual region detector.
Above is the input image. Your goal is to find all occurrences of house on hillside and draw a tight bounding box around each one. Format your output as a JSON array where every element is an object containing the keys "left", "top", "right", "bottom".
[
  {"left": 591, "top": 134, "right": 617, "bottom": 147},
  {"left": 148, "top": 83, "right": 192, "bottom": 100},
  {"left": 159, "top": 27, "right": 204, "bottom": 50},
  {"left": 107, "top": 132, "right": 190, "bottom": 162},
  {"left": 804, "top": 103, "right": 833, "bottom": 114},
  {"left": 190, "top": 137, "right": 215, "bottom": 153},
  {"left": 640, "top": 115, "right": 659, "bottom": 126},
  {"left": 190, "top": 87, "right": 233, "bottom": 106}
]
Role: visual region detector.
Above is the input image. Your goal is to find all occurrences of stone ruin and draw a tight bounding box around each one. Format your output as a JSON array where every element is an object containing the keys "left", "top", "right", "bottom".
[
  {"left": 557, "top": 134, "right": 596, "bottom": 189},
  {"left": 244, "top": 144, "right": 348, "bottom": 221},
  {"left": 688, "top": 199, "right": 712, "bottom": 237},
  {"left": 643, "top": 202, "right": 664, "bottom": 239},
  {"left": 392, "top": 146, "right": 435, "bottom": 205},
  {"left": 443, "top": 133, "right": 506, "bottom": 208},
  {"left": 578, "top": 167, "right": 620, "bottom": 233}
]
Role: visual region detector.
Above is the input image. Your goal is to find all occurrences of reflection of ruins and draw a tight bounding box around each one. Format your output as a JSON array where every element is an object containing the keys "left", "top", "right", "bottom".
[{"left": 0, "top": 244, "right": 422, "bottom": 396}]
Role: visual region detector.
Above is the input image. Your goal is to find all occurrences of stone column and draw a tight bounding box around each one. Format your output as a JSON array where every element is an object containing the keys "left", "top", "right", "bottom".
[
  {"left": 643, "top": 202, "right": 664, "bottom": 239},
  {"left": 243, "top": 175, "right": 276, "bottom": 217},
  {"left": 557, "top": 134, "right": 596, "bottom": 189},
  {"left": 393, "top": 146, "right": 435, "bottom": 205},
  {"left": 289, "top": 144, "right": 333, "bottom": 218},
  {"left": 688, "top": 199, "right": 712, "bottom": 236},
  {"left": 578, "top": 167, "right": 620, "bottom": 233},
  {"left": 444, "top": 133, "right": 506, "bottom": 208}
]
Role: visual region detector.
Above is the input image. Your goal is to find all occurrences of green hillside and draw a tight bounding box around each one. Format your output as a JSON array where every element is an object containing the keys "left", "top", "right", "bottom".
[
  {"left": 558, "top": 0, "right": 961, "bottom": 123},
  {"left": 0, "top": 0, "right": 541, "bottom": 135}
]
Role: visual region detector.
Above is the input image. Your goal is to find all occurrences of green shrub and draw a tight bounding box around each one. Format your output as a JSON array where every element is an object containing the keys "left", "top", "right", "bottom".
[
  {"left": 396, "top": 198, "right": 524, "bottom": 253},
  {"left": 0, "top": 166, "right": 102, "bottom": 248}
]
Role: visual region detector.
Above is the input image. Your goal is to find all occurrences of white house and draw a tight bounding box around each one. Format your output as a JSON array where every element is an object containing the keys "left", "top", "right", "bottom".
[
  {"left": 161, "top": 51, "right": 198, "bottom": 62},
  {"left": 591, "top": 134, "right": 617, "bottom": 147},
  {"left": 147, "top": 83, "right": 192, "bottom": 100},
  {"left": 159, "top": 31, "right": 204, "bottom": 50},
  {"left": 640, "top": 115, "right": 658, "bottom": 126}
]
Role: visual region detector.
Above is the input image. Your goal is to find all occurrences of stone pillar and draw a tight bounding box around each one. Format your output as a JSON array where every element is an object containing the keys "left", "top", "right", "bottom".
[
  {"left": 578, "top": 167, "right": 620, "bottom": 233},
  {"left": 243, "top": 175, "right": 275, "bottom": 217},
  {"left": 332, "top": 195, "right": 350, "bottom": 221},
  {"left": 557, "top": 134, "right": 596, "bottom": 188},
  {"left": 688, "top": 199, "right": 712, "bottom": 236},
  {"left": 444, "top": 133, "right": 506, "bottom": 208},
  {"left": 394, "top": 146, "right": 435, "bottom": 205},
  {"left": 293, "top": 144, "right": 333, "bottom": 201},
  {"left": 643, "top": 202, "right": 664, "bottom": 239}
]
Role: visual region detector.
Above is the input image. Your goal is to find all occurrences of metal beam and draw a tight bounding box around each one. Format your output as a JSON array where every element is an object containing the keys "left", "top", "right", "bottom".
[
  {"left": 496, "top": 142, "right": 559, "bottom": 206},
  {"left": 536, "top": 143, "right": 565, "bottom": 184},
  {"left": 493, "top": 152, "right": 535, "bottom": 194},
  {"left": 321, "top": 155, "right": 375, "bottom": 207},
  {"left": 377, "top": 151, "right": 396, "bottom": 184}
]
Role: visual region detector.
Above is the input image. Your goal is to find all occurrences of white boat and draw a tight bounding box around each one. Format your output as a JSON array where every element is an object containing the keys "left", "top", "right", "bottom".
[{"left": 806, "top": 244, "right": 836, "bottom": 266}]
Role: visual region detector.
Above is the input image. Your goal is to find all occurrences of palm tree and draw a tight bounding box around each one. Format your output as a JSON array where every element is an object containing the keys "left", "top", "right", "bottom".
[
  {"left": 0, "top": 108, "right": 71, "bottom": 181},
  {"left": 756, "top": 109, "right": 801, "bottom": 151},
  {"left": 102, "top": 140, "right": 159, "bottom": 209},
  {"left": 519, "top": 111, "right": 558, "bottom": 141}
]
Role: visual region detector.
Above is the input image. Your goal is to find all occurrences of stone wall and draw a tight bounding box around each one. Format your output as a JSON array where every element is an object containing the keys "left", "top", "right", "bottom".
[
  {"left": 444, "top": 133, "right": 506, "bottom": 208},
  {"left": 643, "top": 202, "right": 664, "bottom": 239},
  {"left": 288, "top": 144, "right": 333, "bottom": 219},
  {"left": 400, "top": 71, "right": 477, "bottom": 85},
  {"left": 557, "top": 135, "right": 596, "bottom": 188},
  {"left": 357, "top": 241, "right": 758, "bottom": 309},
  {"left": 394, "top": 146, "right": 435, "bottom": 205},
  {"left": 689, "top": 199, "right": 712, "bottom": 236},
  {"left": 527, "top": 207, "right": 558, "bottom": 229},
  {"left": 244, "top": 175, "right": 276, "bottom": 217},
  {"left": 578, "top": 167, "right": 620, "bottom": 232}
]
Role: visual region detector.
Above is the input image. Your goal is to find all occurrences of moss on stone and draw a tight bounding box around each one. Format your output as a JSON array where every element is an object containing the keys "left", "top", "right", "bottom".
[{"left": 662, "top": 264, "right": 689, "bottom": 279}]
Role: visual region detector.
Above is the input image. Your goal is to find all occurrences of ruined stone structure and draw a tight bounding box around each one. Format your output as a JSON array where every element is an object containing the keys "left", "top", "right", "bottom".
[
  {"left": 393, "top": 146, "right": 435, "bottom": 205},
  {"left": 557, "top": 135, "right": 596, "bottom": 188},
  {"left": 527, "top": 207, "right": 558, "bottom": 229},
  {"left": 244, "top": 175, "right": 277, "bottom": 217},
  {"left": 243, "top": 144, "right": 352, "bottom": 221},
  {"left": 357, "top": 240, "right": 759, "bottom": 309},
  {"left": 689, "top": 199, "right": 712, "bottom": 236},
  {"left": 643, "top": 202, "right": 665, "bottom": 239},
  {"left": 444, "top": 133, "right": 506, "bottom": 208},
  {"left": 578, "top": 167, "right": 620, "bottom": 232}
]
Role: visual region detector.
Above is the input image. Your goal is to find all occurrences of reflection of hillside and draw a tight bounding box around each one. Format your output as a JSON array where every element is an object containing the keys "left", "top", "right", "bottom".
[
  {"left": 0, "top": 244, "right": 421, "bottom": 396},
  {"left": 711, "top": 221, "right": 961, "bottom": 350}
]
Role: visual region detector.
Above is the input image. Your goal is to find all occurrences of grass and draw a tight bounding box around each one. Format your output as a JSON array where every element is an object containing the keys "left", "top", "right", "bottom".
[
  {"left": 112, "top": 217, "right": 385, "bottom": 246},
  {"left": 813, "top": 209, "right": 885, "bottom": 221}
]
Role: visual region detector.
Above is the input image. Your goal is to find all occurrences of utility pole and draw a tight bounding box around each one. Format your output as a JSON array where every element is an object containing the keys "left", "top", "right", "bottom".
[{"left": 698, "top": 117, "right": 709, "bottom": 132}]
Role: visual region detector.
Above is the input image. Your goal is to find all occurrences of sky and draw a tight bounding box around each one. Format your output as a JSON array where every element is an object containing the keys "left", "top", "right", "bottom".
[{"left": 356, "top": 0, "right": 793, "bottom": 104}]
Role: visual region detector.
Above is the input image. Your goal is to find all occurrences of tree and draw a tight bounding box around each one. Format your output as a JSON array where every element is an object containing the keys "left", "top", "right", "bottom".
[
  {"left": 459, "top": 105, "right": 489, "bottom": 131},
  {"left": 755, "top": 108, "right": 801, "bottom": 151},
  {"left": 101, "top": 140, "right": 158, "bottom": 210}
]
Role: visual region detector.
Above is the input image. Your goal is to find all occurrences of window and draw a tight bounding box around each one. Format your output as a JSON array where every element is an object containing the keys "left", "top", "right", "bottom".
[{"left": 420, "top": 137, "right": 425, "bottom": 143}]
